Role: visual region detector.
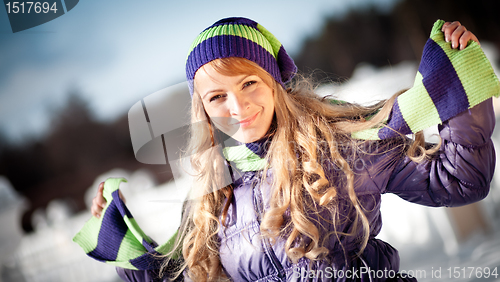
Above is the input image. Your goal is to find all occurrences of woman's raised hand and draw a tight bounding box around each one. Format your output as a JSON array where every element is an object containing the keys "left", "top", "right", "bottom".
[
  {"left": 91, "top": 182, "right": 107, "bottom": 218},
  {"left": 441, "top": 21, "right": 480, "bottom": 51},
  {"left": 91, "top": 182, "right": 126, "bottom": 218}
]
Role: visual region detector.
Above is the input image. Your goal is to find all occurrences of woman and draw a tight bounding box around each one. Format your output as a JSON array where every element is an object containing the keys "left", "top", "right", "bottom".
[{"left": 89, "top": 18, "right": 495, "bottom": 281}]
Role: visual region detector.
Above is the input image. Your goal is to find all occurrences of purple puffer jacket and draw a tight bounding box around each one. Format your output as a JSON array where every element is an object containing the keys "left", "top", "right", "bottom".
[{"left": 117, "top": 99, "right": 495, "bottom": 282}]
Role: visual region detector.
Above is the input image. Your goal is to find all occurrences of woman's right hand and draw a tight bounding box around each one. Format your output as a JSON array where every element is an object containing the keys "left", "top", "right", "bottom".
[
  {"left": 91, "top": 182, "right": 127, "bottom": 218},
  {"left": 441, "top": 21, "right": 480, "bottom": 50},
  {"left": 91, "top": 182, "right": 107, "bottom": 218}
]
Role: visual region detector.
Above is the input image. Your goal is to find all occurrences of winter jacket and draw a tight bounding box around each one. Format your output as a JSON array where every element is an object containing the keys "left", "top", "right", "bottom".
[{"left": 117, "top": 99, "right": 496, "bottom": 282}]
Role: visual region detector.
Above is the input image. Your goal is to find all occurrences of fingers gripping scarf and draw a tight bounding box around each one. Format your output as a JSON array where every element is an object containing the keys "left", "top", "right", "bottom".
[{"left": 73, "top": 20, "right": 500, "bottom": 270}]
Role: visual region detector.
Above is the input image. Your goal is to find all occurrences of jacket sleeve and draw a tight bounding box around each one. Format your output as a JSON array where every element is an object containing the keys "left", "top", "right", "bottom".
[{"left": 382, "top": 98, "right": 496, "bottom": 207}]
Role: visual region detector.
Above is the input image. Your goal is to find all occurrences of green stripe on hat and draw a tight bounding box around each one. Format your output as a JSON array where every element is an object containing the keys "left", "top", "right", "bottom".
[
  {"left": 188, "top": 24, "right": 275, "bottom": 59},
  {"left": 256, "top": 23, "right": 282, "bottom": 58},
  {"left": 397, "top": 72, "right": 442, "bottom": 133}
]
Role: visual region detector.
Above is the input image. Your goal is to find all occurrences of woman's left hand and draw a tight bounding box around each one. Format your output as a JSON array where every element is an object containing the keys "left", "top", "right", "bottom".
[{"left": 441, "top": 21, "right": 480, "bottom": 51}]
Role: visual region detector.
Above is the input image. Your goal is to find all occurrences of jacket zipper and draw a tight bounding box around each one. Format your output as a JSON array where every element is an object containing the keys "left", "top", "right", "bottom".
[{"left": 252, "top": 178, "right": 286, "bottom": 280}]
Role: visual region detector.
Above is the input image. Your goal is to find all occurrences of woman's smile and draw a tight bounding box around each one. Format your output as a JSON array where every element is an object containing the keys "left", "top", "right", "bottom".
[{"left": 236, "top": 111, "right": 259, "bottom": 128}]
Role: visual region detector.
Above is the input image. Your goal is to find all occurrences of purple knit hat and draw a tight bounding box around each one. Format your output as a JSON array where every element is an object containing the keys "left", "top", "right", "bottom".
[{"left": 186, "top": 17, "right": 297, "bottom": 96}]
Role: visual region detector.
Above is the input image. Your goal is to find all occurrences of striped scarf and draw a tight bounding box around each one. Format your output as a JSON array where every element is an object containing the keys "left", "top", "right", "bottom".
[
  {"left": 73, "top": 178, "right": 180, "bottom": 270},
  {"left": 73, "top": 20, "right": 499, "bottom": 270},
  {"left": 352, "top": 20, "right": 499, "bottom": 140}
]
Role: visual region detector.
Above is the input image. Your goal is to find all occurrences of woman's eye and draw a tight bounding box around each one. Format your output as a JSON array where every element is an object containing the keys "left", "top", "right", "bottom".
[
  {"left": 243, "top": 80, "right": 256, "bottom": 88},
  {"left": 209, "top": 94, "right": 224, "bottom": 102}
]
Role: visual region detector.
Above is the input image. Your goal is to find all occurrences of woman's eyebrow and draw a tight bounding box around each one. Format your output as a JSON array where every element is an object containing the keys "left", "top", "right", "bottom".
[{"left": 237, "top": 75, "right": 251, "bottom": 84}]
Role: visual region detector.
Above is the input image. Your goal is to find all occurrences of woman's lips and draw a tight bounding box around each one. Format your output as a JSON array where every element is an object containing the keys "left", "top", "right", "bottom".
[{"left": 236, "top": 112, "right": 259, "bottom": 128}]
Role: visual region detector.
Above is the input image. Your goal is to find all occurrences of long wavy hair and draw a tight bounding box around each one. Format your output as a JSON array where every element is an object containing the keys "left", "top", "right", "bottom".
[{"left": 161, "top": 57, "right": 439, "bottom": 281}]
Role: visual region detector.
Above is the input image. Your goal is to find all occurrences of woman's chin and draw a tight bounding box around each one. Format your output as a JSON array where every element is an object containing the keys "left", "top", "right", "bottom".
[
  {"left": 210, "top": 117, "right": 268, "bottom": 143},
  {"left": 231, "top": 130, "right": 264, "bottom": 143}
]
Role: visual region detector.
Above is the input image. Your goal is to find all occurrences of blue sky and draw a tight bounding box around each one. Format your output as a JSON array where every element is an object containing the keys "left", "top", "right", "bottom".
[{"left": 0, "top": 0, "right": 399, "bottom": 142}]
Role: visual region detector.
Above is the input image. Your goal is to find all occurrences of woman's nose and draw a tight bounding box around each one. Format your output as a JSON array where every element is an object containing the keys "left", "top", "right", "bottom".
[{"left": 228, "top": 93, "right": 249, "bottom": 116}]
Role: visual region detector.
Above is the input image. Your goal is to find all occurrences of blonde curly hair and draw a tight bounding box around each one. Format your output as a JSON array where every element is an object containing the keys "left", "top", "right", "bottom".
[{"left": 161, "top": 57, "right": 438, "bottom": 281}]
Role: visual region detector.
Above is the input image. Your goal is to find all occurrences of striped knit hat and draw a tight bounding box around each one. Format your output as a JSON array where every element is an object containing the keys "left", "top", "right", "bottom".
[{"left": 185, "top": 17, "right": 297, "bottom": 96}]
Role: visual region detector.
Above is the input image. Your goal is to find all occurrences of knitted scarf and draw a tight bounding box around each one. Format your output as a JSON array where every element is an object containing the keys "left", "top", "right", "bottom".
[
  {"left": 73, "top": 178, "right": 180, "bottom": 270},
  {"left": 352, "top": 20, "right": 499, "bottom": 140},
  {"left": 73, "top": 20, "right": 499, "bottom": 270}
]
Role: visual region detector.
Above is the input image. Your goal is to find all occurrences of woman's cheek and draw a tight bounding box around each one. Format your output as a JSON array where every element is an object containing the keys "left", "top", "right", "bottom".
[{"left": 205, "top": 103, "right": 223, "bottom": 118}]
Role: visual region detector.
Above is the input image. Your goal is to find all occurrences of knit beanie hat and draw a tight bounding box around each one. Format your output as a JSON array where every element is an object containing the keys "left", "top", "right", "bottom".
[{"left": 185, "top": 17, "right": 297, "bottom": 96}]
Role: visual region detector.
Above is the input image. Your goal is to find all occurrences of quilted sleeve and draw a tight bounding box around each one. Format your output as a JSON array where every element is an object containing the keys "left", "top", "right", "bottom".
[{"left": 384, "top": 99, "right": 495, "bottom": 207}]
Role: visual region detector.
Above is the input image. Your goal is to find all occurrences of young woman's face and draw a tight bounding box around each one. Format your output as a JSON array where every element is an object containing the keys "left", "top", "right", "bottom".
[{"left": 194, "top": 63, "right": 275, "bottom": 143}]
